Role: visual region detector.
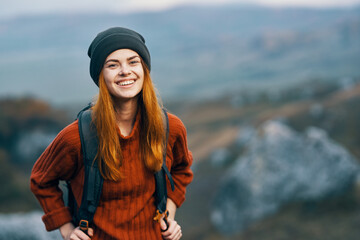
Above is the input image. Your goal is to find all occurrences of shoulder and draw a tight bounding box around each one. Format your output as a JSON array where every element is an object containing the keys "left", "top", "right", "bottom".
[
  {"left": 167, "top": 112, "right": 186, "bottom": 131},
  {"left": 166, "top": 112, "right": 188, "bottom": 141},
  {"left": 57, "top": 120, "right": 79, "bottom": 139},
  {"left": 53, "top": 120, "right": 81, "bottom": 150}
]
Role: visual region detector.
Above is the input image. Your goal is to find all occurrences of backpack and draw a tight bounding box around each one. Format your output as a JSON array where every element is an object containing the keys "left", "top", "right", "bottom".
[{"left": 66, "top": 105, "right": 175, "bottom": 232}]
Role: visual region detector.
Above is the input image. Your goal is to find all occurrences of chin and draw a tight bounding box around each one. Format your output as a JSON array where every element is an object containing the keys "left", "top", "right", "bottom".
[{"left": 116, "top": 93, "right": 141, "bottom": 101}]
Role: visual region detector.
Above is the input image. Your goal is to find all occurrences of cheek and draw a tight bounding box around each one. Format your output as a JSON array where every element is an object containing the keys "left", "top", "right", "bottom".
[
  {"left": 103, "top": 71, "right": 115, "bottom": 84},
  {"left": 135, "top": 65, "right": 145, "bottom": 77},
  {"left": 138, "top": 75, "right": 145, "bottom": 89}
]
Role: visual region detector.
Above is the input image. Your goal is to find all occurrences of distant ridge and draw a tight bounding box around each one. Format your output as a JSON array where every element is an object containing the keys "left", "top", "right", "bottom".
[{"left": 0, "top": 5, "right": 359, "bottom": 104}]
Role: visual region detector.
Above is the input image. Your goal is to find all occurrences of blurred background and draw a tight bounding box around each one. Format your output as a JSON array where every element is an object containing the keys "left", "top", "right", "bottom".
[{"left": 1, "top": 0, "right": 360, "bottom": 239}]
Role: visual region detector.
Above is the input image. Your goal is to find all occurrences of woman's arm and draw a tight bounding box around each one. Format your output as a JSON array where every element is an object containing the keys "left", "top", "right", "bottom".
[
  {"left": 160, "top": 113, "right": 194, "bottom": 240},
  {"left": 30, "top": 121, "right": 82, "bottom": 231},
  {"left": 166, "top": 198, "right": 177, "bottom": 220},
  {"left": 166, "top": 113, "right": 194, "bottom": 208}
]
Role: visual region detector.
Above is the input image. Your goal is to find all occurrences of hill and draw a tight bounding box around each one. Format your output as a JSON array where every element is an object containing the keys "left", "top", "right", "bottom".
[
  {"left": 0, "top": 97, "right": 71, "bottom": 211},
  {"left": 170, "top": 77, "right": 360, "bottom": 240}
]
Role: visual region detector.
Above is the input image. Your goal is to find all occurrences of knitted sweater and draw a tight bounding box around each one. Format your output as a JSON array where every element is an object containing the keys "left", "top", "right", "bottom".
[{"left": 30, "top": 112, "right": 193, "bottom": 240}]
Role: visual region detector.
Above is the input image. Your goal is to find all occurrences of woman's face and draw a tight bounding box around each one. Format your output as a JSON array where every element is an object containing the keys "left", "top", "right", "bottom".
[{"left": 102, "top": 49, "right": 144, "bottom": 101}]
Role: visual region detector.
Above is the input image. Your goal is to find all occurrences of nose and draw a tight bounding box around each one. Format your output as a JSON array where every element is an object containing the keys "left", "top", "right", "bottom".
[{"left": 119, "top": 64, "right": 131, "bottom": 76}]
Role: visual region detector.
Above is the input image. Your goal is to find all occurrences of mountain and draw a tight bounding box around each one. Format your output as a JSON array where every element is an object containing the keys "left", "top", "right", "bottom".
[{"left": 0, "top": 5, "right": 359, "bottom": 104}]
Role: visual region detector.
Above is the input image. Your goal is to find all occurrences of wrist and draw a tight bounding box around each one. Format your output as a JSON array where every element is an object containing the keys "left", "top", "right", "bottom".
[
  {"left": 166, "top": 198, "right": 177, "bottom": 220},
  {"left": 59, "top": 222, "right": 75, "bottom": 239}
]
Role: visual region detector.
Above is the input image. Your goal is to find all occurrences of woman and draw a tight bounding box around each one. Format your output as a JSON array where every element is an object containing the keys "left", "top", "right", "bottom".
[{"left": 30, "top": 27, "right": 193, "bottom": 240}]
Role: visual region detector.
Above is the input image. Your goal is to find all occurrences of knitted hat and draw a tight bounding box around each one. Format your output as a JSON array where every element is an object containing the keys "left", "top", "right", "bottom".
[{"left": 87, "top": 27, "right": 151, "bottom": 86}]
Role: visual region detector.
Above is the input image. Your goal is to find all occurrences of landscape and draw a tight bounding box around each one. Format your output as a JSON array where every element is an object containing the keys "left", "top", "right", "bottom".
[{"left": 0, "top": 4, "right": 359, "bottom": 240}]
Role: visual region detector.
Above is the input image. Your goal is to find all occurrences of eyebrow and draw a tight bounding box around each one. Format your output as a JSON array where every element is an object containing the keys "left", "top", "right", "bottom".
[{"left": 105, "top": 55, "right": 140, "bottom": 64}]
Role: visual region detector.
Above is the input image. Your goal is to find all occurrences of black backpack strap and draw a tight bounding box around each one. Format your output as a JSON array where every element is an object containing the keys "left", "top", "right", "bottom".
[
  {"left": 76, "top": 102, "right": 93, "bottom": 119},
  {"left": 161, "top": 108, "right": 174, "bottom": 191},
  {"left": 153, "top": 109, "right": 175, "bottom": 225},
  {"left": 77, "top": 109, "right": 104, "bottom": 232}
]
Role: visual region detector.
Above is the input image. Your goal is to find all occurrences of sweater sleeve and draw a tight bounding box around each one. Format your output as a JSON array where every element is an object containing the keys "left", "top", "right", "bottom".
[
  {"left": 166, "top": 113, "right": 194, "bottom": 208},
  {"left": 30, "top": 121, "right": 82, "bottom": 231}
]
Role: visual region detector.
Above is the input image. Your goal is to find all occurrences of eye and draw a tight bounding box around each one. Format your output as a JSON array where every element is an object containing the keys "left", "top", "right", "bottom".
[
  {"left": 106, "top": 63, "right": 118, "bottom": 68},
  {"left": 129, "top": 60, "right": 140, "bottom": 65}
]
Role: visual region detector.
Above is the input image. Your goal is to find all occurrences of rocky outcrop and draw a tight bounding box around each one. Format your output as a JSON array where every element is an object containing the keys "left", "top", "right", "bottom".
[
  {"left": 0, "top": 212, "right": 61, "bottom": 240},
  {"left": 211, "top": 120, "right": 360, "bottom": 234}
]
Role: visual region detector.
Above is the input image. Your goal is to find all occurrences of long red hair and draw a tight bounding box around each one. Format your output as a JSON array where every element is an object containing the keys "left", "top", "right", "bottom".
[{"left": 92, "top": 61, "right": 164, "bottom": 181}]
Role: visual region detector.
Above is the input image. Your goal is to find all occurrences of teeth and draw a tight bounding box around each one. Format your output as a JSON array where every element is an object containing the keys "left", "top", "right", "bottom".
[{"left": 118, "top": 80, "right": 135, "bottom": 86}]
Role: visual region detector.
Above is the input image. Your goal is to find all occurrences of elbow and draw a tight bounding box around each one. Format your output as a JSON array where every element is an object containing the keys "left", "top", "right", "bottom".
[{"left": 29, "top": 173, "right": 41, "bottom": 194}]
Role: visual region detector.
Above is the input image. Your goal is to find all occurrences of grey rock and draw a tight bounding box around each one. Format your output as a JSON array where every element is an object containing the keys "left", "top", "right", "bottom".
[
  {"left": 211, "top": 120, "right": 359, "bottom": 234},
  {"left": 0, "top": 212, "right": 62, "bottom": 240},
  {"left": 210, "top": 148, "right": 231, "bottom": 167},
  {"left": 236, "top": 125, "right": 256, "bottom": 148}
]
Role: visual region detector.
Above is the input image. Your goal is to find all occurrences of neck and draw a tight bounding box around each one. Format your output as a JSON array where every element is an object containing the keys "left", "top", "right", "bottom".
[{"left": 113, "top": 96, "right": 139, "bottom": 136}]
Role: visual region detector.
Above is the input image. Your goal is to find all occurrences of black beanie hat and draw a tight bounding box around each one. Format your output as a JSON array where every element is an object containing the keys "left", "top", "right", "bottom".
[{"left": 88, "top": 27, "right": 151, "bottom": 86}]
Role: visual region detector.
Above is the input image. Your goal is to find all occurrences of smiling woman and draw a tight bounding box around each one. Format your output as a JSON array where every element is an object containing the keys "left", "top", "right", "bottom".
[{"left": 30, "top": 27, "right": 193, "bottom": 240}]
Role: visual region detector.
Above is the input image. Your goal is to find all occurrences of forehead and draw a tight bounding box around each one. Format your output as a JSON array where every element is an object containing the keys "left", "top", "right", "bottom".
[{"left": 106, "top": 49, "right": 140, "bottom": 60}]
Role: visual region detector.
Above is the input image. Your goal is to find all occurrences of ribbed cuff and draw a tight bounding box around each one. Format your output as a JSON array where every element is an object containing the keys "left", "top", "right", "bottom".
[{"left": 42, "top": 207, "right": 73, "bottom": 231}]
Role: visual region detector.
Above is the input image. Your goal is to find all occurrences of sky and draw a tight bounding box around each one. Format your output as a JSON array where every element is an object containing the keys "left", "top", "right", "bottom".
[{"left": 1, "top": 0, "right": 360, "bottom": 19}]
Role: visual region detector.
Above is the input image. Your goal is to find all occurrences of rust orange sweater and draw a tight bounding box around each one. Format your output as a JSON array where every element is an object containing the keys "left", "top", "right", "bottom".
[{"left": 30, "top": 112, "right": 193, "bottom": 240}]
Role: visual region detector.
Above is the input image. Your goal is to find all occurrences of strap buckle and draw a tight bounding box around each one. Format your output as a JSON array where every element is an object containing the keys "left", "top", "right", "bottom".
[
  {"left": 79, "top": 219, "right": 89, "bottom": 232},
  {"left": 153, "top": 209, "right": 169, "bottom": 222}
]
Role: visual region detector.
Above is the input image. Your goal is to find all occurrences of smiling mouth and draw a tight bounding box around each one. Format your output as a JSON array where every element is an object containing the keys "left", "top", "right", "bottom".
[{"left": 117, "top": 80, "right": 135, "bottom": 86}]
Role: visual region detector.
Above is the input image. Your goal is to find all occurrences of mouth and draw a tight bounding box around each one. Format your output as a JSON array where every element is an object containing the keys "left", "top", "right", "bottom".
[{"left": 116, "top": 79, "right": 135, "bottom": 86}]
